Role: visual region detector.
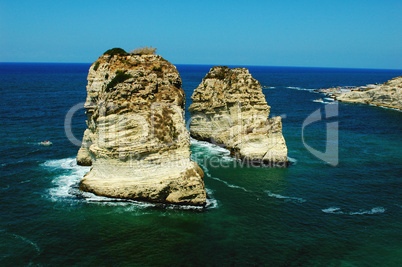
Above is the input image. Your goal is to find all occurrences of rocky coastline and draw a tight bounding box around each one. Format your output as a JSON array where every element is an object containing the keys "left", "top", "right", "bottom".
[{"left": 317, "top": 76, "right": 402, "bottom": 110}]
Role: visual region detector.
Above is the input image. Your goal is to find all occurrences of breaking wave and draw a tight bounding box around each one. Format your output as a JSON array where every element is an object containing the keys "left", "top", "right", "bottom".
[
  {"left": 191, "top": 138, "right": 232, "bottom": 161},
  {"left": 42, "top": 157, "right": 218, "bottom": 211},
  {"left": 42, "top": 157, "right": 90, "bottom": 202}
]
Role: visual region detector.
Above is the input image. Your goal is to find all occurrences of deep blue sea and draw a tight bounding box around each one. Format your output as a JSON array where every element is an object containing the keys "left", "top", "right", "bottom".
[{"left": 0, "top": 63, "right": 401, "bottom": 266}]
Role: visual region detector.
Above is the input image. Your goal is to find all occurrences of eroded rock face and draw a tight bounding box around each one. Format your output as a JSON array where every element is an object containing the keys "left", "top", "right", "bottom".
[
  {"left": 336, "top": 76, "right": 402, "bottom": 110},
  {"left": 77, "top": 52, "right": 206, "bottom": 206},
  {"left": 189, "top": 66, "right": 288, "bottom": 166}
]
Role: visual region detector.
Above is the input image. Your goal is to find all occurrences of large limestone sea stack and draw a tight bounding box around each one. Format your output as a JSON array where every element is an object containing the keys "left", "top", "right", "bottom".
[
  {"left": 77, "top": 48, "right": 206, "bottom": 206},
  {"left": 189, "top": 66, "right": 288, "bottom": 166}
]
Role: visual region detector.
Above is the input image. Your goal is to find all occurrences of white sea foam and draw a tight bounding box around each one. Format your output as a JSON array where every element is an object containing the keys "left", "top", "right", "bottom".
[
  {"left": 191, "top": 138, "right": 234, "bottom": 167},
  {"left": 11, "top": 234, "right": 41, "bottom": 254},
  {"left": 83, "top": 191, "right": 210, "bottom": 211},
  {"left": 43, "top": 157, "right": 218, "bottom": 211},
  {"left": 286, "top": 86, "right": 316, "bottom": 92},
  {"left": 210, "top": 176, "right": 249, "bottom": 192},
  {"left": 197, "top": 161, "right": 211, "bottom": 178},
  {"left": 349, "top": 207, "right": 386, "bottom": 215},
  {"left": 85, "top": 192, "right": 218, "bottom": 211},
  {"left": 322, "top": 207, "right": 344, "bottom": 214},
  {"left": 322, "top": 206, "right": 386, "bottom": 215},
  {"left": 266, "top": 191, "right": 306, "bottom": 203},
  {"left": 205, "top": 188, "right": 219, "bottom": 209},
  {"left": 42, "top": 157, "right": 90, "bottom": 202},
  {"left": 287, "top": 156, "right": 298, "bottom": 165},
  {"left": 191, "top": 138, "right": 231, "bottom": 156},
  {"left": 368, "top": 103, "right": 402, "bottom": 112},
  {"left": 312, "top": 99, "right": 329, "bottom": 104},
  {"left": 43, "top": 157, "right": 83, "bottom": 170},
  {"left": 81, "top": 192, "right": 157, "bottom": 209}
]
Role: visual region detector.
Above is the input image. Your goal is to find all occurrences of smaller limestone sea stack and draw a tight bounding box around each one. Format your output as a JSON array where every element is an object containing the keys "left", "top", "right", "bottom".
[
  {"left": 189, "top": 66, "right": 288, "bottom": 166},
  {"left": 77, "top": 48, "right": 206, "bottom": 206}
]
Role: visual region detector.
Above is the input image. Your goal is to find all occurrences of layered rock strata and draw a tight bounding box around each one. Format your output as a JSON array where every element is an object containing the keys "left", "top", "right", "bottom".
[
  {"left": 189, "top": 66, "right": 288, "bottom": 166},
  {"left": 336, "top": 76, "right": 402, "bottom": 110},
  {"left": 77, "top": 50, "right": 206, "bottom": 206}
]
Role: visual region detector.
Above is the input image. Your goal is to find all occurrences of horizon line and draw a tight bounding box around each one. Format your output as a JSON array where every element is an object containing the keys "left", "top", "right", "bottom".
[{"left": 1, "top": 61, "right": 402, "bottom": 72}]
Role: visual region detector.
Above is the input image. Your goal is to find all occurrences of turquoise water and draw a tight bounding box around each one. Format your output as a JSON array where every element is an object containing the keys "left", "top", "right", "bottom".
[{"left": 0, "top": 63, "right": 401, "bottom": 266}]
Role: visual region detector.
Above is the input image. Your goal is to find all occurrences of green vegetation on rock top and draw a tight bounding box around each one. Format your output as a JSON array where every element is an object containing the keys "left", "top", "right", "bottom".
[{"left": 103, "top": 48, "right": 128, "bottom": 56}]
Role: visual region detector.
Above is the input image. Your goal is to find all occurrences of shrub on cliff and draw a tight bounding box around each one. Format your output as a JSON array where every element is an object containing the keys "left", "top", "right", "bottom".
[
  {"left": 103, "top": 48, "right": 128, "bottom": 56},
  {"left": 105, "top": 70, "right": 133, "bottom": 92},
  {"left": 93, "top": 61, "right": 100, "bottom": 71},
  {"left": 152, "top": 66, "right": 162, "bottom": 72},
  {"left": 131, "top": 46, "right": 157, "bottom": 55}
]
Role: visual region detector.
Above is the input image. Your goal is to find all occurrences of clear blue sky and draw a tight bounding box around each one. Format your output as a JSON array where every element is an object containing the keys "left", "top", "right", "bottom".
[{"left": 1, "top": 0, "right": 401, "bottom": 69}]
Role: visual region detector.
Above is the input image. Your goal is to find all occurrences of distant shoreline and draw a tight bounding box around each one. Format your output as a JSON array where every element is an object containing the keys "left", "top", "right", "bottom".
[{"left": 316, "top": 76, "right": 402, "bottom": 111}]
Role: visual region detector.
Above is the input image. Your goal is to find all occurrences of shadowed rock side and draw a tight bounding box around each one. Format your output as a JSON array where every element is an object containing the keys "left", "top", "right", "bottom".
[
  {"left": 189, "top": 66, "right": 288, "bottom": 166},
  {"left": 77, "top": 52, "right": 206, "bottom": 206},
  {"left": 336, "top": 76, "right": 402, "bottom": 110}
]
